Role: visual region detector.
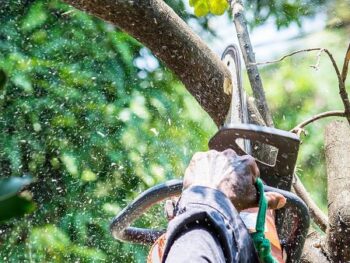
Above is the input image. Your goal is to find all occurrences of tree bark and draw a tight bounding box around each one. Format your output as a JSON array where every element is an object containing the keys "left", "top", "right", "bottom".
[
  {"left": 63, "top": 0, "right": 233, "bottom": 127},
  {"left": 325, "top": 120, "right": 350, "bottom": 262}
]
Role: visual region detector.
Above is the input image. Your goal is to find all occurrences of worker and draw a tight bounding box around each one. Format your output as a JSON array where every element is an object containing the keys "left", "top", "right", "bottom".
[{"left": 157, "top": 149, "right": 287, "bottom": 262}]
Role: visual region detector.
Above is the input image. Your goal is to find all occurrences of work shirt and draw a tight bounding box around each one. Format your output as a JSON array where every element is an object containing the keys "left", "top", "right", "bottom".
[{"left": 162, "top": 186, "right": 260, "bottom": 263}]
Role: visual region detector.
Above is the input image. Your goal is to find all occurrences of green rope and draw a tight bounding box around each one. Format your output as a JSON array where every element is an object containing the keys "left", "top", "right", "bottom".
[{"left": 251, "top": 178, "right": 278, "bottom": 263}]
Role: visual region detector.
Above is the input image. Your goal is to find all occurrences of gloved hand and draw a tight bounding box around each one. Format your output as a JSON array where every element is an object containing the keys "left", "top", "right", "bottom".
[{"left": 182, "top": 149, "right": 286, "bottom": 211}]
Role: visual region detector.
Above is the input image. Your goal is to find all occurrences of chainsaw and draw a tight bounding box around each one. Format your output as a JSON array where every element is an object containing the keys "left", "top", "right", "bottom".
[{"left": 110, "top": 44, "right": 310, "bottom": 262}]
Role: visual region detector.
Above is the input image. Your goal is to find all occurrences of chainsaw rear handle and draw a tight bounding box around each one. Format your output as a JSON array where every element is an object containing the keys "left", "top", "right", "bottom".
[{"left": 110, "top": 180, "right": 309, "bottom": 263}]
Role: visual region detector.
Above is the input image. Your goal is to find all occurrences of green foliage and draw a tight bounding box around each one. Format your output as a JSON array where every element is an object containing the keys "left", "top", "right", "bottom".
[
  {"left": 245, "top": 0, "right": 327, "bottom": 28},
  {"left": 28, "top": 225, "right": 106, "bottom": 262},
  {"left": 0, "top": 176, "right": 35, "bottom": 222},
  {"left": 0, "top": 0, "right": 215, "bottom": 261}
]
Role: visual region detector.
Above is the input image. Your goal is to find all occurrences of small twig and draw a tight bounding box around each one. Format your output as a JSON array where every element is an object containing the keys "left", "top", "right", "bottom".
[
  {"left": 253, "top": 47, "right": 350, "bottom": 126},
  {"left": 251, "top": 48, "right": 321, "bottom": 66},
  {"left": 310, "top": 49, "right": 324, "bottom": 70},
  {"left": 293, "top": 174, "right": 328, "bottom": 232},
  {"left": 341, "top": 43, "right": 350, "bottom": 83},
  {"left": 291, "top": 110, "right": 346, "bottom": 134}
]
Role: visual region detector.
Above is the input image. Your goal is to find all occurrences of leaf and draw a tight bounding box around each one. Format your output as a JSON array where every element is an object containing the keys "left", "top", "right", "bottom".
[
  {"left": 208, "top": 0, "right": 229, "bottom": 15},
  {"left": 189, "top": 0, "right": 228, "bottom": 17},
  {"left": 194, "top": 1, "right": 210, "bottom": 17}
]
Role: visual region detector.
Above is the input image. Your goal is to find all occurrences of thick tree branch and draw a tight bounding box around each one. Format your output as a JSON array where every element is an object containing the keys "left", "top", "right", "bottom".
[
  {"left": 230, "top": 0, "right": 274, "bottom": 127},
  {"left": 62, "top": 0, "right": 233, "bottom": 127},
  {"left": 325, "top": 121, "right": 350, "bottom": 262}
]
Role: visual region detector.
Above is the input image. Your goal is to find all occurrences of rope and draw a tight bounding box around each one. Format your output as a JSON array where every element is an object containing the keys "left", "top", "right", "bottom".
[{"left": 251, "top": 178, "right": 278, "bottom": 263}]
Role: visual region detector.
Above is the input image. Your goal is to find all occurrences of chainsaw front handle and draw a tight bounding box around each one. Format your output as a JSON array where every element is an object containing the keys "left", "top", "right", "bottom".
[
  {"left": 110, "top": 180, "right": 182, "bottom": 244},
  {"left": 110, "top": 180, "right": 309, "bottom": 262}
]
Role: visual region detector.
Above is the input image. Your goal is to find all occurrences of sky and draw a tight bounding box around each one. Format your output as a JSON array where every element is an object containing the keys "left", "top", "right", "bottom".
[{"left": 203, "top": 12, "right": 327, "bottom": 61}]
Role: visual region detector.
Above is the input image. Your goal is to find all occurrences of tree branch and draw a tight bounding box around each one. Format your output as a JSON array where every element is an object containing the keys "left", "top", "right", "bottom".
[
  {"left": 230, "top": 0, "right": 274, "bottom": 127},
  {"left": 291, "top": 110, "right": 346, "bottom": 134},
  {"left": 62, "top": 0, "right": 233, "bottom": 127},
  {"left": 292, "top": 175, "right": 328, "bottom": 232},
  {"left": 253, "top": 47, "right": 350, "bottom": 125}
]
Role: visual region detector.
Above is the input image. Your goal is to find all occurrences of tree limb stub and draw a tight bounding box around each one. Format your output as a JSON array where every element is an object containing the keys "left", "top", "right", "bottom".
[
  {"left": 301, "top": 231, "right": 329, "bottom": 263},
  {"left": 62, "top": 0, "right": 233, "bottom": 127},
  {"left": 325, "top": 121, "right": 350, "bottom": 262},
  {"left": 230, "top": 0, "right": 274, "bottom": 127}
]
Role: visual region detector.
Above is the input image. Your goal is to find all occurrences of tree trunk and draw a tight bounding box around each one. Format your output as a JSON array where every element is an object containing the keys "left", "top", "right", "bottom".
[{"left": 325, "top": 120, "right": 350, "bottom": 262}]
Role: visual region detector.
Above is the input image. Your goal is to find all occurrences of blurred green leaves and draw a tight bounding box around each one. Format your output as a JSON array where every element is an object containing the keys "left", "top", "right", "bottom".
[
  {"left": 28, "top": 225, "right": 106, "bottom": 262},
  {"left": 0, "top": 176, "right": 35, "bottom": 222},
  {"left": 244, "top": 0, "right": 327, "bottom": 29},
  {"left": 0, "top": 0, "right": 215, "bottom": 261}
]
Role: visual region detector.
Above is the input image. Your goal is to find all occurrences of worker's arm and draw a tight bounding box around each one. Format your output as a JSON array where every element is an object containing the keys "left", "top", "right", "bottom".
[
  {"left": 162, "top": 149, "right": 286, "bottom": 263},
  {"left": 166, "top": 226, "right": 226, "bottom": 263}
]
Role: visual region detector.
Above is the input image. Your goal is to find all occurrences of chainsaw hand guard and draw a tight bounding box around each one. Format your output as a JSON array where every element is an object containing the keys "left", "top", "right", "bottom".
[{"left": 209, "top": 124, "right": 300, "bottom": 191}]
